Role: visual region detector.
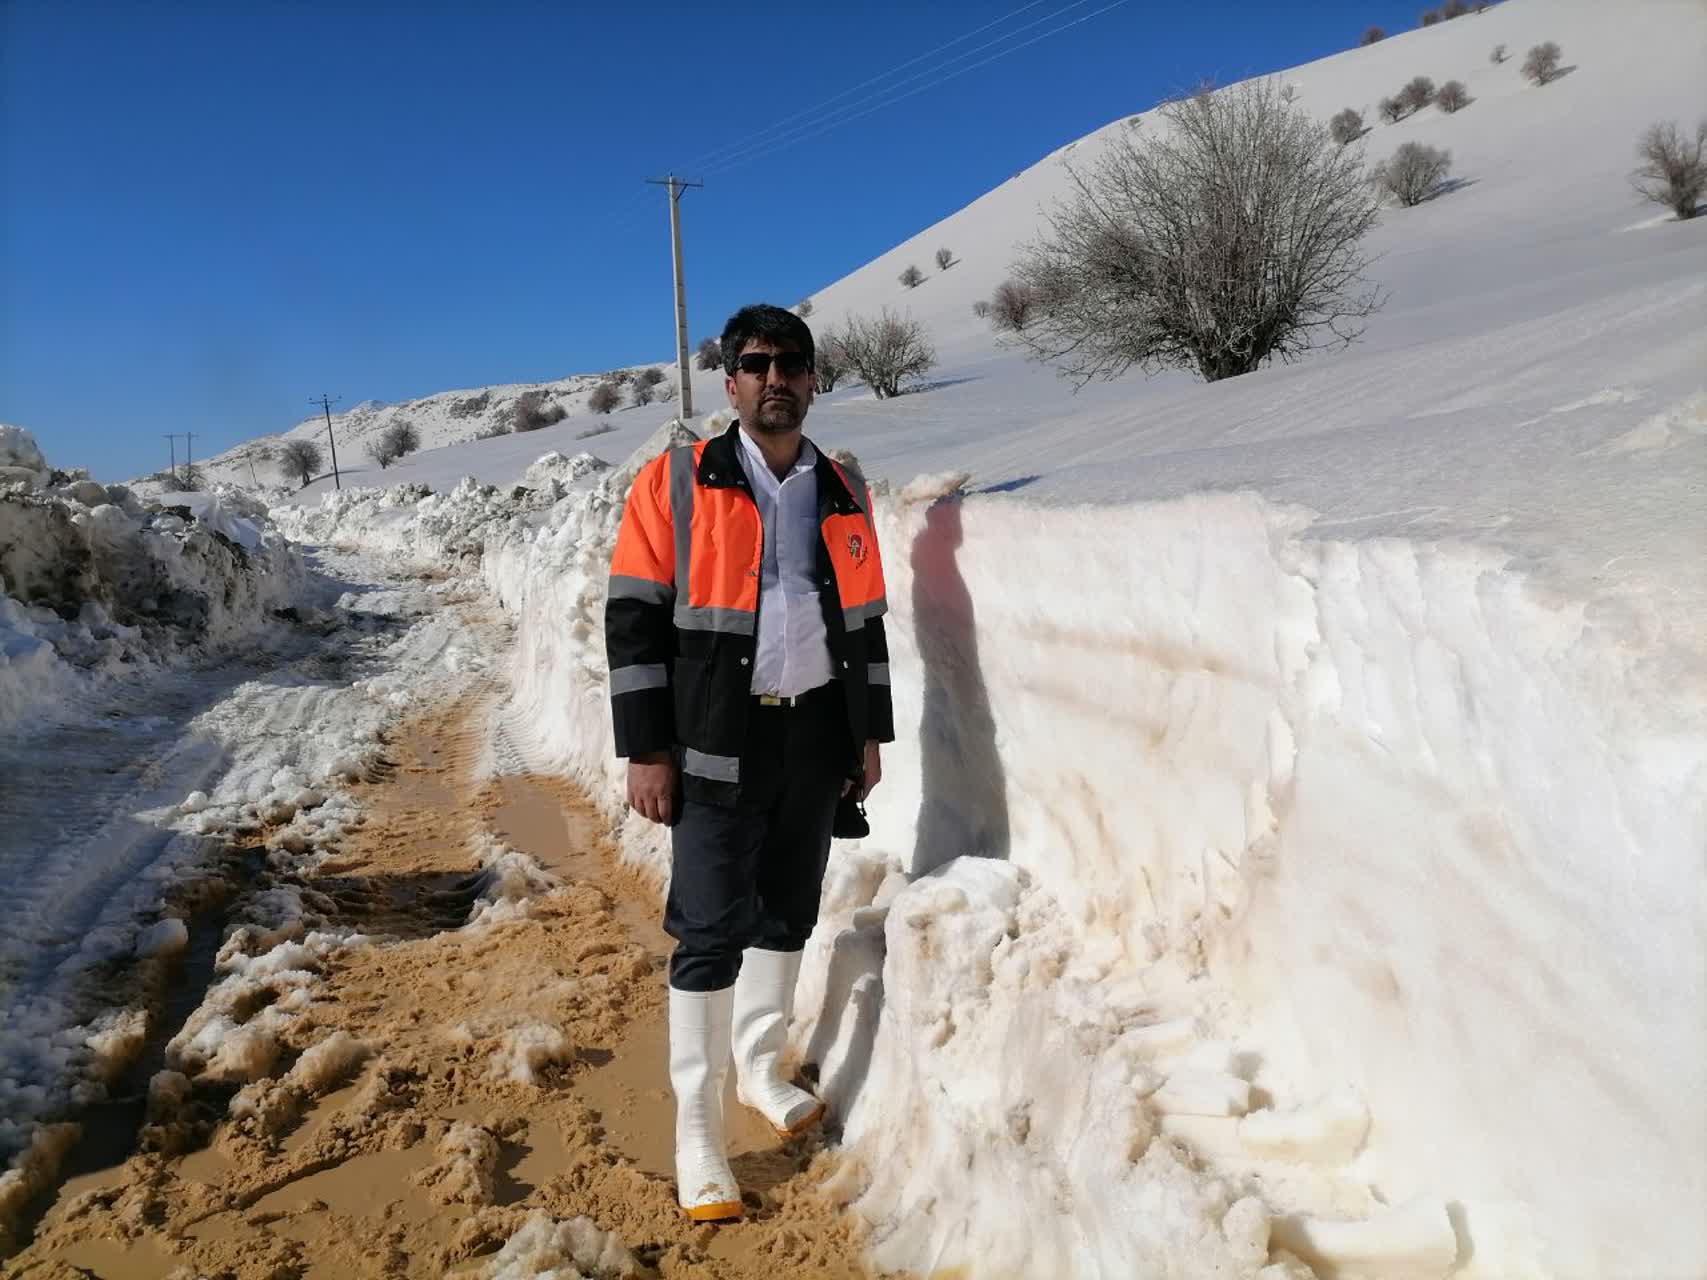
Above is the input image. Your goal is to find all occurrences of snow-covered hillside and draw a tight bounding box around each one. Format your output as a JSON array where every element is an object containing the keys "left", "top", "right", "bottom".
[{"left": 6, "top": 0, "right": 1704, "bottom": 1274}]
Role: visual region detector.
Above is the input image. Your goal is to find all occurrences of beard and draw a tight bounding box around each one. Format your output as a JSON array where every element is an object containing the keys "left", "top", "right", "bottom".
[{"left": 750, "top": 394, "right": 804, "bottom": 433}]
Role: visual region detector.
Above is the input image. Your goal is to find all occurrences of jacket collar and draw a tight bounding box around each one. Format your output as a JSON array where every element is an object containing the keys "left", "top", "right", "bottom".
[{"left": 698, "top": 420, "right": 862, "bottom": 515}]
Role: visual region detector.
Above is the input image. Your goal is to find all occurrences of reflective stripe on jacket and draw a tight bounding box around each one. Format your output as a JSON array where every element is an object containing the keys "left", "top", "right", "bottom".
[{"left": 605, "top": 421, "right": 894, "bottom": 806}]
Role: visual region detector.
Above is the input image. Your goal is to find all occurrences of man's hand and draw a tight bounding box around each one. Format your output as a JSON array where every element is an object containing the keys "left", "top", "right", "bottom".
[
  {"left": 627, "top": 752, "right": 678, "bottom": 825},
  {"left": 844, "top": 740, "right": 883, "bottom": 799}
]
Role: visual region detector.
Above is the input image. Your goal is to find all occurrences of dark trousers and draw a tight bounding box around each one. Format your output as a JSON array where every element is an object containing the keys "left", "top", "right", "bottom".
[{"left": 664, "top": 685, "right": 849, "bottom": 992}]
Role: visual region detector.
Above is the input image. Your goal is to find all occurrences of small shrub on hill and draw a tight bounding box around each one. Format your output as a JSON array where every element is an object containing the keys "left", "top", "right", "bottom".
[
  {"left": 830, "top": 310, "right": 936, "bottom": 399},
  {"left": 587, "top": 382, "right": 621, "bottom": 414},
  {"left": 1490, "top": 43, "right": 1507, "bottom": 64},
  {"left": 637, "top": 367, "right": 666, "bottom": 388},
  {"left": 1435, "top": 81, "right": 1471, "bottom": 113},
  {"left": 1420, "top": 9, "right": 1441, "bottom": 26},
  {"left": 512, "top": 390, "right": 568, "bottom": 432},
  {"left": 1522, "top": 42, "right": 1562, "bottom": 85},
  {"left": 971, "top": 299, "right": 991, "bottom": 319},
  {"left": 695, "top": 337, "right": 721, "bottom": 371},
  {"left": 796, "top": 298, "right": 813, "bottom": 317},
  {"left": 1360, "top": 26, "right": 1386, "bottom": 45},
  {"left": 1631, "top": 119, "right": 1707, "bottom": 220},
  {"left": 1377, "top": 142, "right": 1453, "bottom": 206},
  {"left": 1330, "top": 107, "right": 1366, "bottom": 145},
  {"left": 814, "top": 336, "right": 848, "bottom": 393},
  {"left": 899, "top": 264, "right": 924, "bottom": 289},
  {"left": 934, "top": 247, "right": 955, "bottom": 270},
  {"left": 1400, "top": 76, "right": 1437, "bottom": 114},
  {"left": 989, "top": 280, "right": 1036, "bottom": 332},
  {"left": 1378, "top": 96, "right": 1405, "bottom": 125}
]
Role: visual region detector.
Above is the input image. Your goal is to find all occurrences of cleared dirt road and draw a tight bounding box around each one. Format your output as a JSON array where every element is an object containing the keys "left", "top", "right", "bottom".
[{"left": 8, "top": 693, "right": 893, "bottom": 1280}]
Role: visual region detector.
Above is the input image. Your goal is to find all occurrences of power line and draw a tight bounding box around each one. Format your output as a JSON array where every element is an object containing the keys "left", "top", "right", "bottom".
[
  {"left": 685, "top": 0, "right": 1056, "bottom": 172},
  {"left": 704, "top": 0, "right": 1129, "bottom": 178},
  {"left": 575, "top": 2, "right": 1070, "bottom": 243}
]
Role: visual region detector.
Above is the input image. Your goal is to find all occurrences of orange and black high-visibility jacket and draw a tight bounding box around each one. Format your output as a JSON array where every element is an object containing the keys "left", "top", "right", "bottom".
[{"left": 605, "top": 421, "right": 894, "bottom": 807}]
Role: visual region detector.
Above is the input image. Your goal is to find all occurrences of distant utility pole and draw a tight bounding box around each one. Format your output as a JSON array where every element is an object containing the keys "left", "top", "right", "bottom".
[
  {"left": 164, "top": 433, "right": 177, "bottom": 479},
  {"left": 183, "top": 432, "right": 195, "bottom": 481},
  {"left": 645, "top": 174, "right": 703, "bottom": 417},
  {"left": 310, "top": 394, "right": 342, "bottom": 490}
]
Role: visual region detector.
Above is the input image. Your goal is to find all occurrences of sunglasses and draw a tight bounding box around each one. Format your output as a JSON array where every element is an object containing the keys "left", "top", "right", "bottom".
[{"left": 734, "top": 351, "right": 812, "bottom": 378}]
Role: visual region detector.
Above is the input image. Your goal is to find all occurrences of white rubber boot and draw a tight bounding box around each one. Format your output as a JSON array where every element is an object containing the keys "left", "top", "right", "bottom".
[
  {"left": 669, "top": 985, "right": 742, "bottom": 1221},
  {"left": 732, "top": 947, "right": 826, "bottom": 1138}
]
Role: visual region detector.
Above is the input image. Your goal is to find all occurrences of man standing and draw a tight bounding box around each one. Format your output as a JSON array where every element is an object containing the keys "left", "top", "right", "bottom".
[{"left": 605, "top": 303, "right": 893, "bottom": 1221}]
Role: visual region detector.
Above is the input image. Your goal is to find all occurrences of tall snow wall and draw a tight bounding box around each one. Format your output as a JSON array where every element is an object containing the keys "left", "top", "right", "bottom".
[{"left": 476, "top": 467, "right": 1704, "bottom": 1278}]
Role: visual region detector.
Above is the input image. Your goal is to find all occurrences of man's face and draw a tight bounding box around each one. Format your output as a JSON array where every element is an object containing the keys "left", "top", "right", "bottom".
[{"left": 725, "top": 338, "right": 813, "bottom": 435}]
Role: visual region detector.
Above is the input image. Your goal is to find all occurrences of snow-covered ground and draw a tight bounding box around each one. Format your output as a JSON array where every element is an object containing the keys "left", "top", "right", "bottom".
[{"left": 6, "top": 0, "right": 1705, "bottom": 1273}]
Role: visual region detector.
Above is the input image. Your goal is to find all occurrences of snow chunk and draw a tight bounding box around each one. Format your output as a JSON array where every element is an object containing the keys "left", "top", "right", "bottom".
[
  {"left": 484, "top": 1211, "right": 639, "bottom": 1279},
  {"left": 285, "top": 1031, "right": 371, "bottom": 1094},
  {"left": 414, "top": 1120, "right": 500, "bottom": 1206},
  {"left": 897, "top": 470, "right": 972, "bottom": 505},
  {"left": 0, "top": 426, "right": 47, "bottom": 472},
  {"left": 492, "top": 1023, "right": 574, "bottom": 1086}
]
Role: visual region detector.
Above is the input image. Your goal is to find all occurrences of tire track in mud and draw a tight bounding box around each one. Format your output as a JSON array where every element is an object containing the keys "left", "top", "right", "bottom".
[{"left": 7, "top": 691, "right": 900, "bottom": 1280}]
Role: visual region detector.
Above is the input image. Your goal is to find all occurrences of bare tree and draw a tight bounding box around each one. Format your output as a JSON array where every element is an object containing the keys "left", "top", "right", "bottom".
[
  {"left": 588, "top": 382, "right": 622, "bottom": 414},
  {"left": 632, "top": 380, "right": 655, "bottom": 407},
  {"left": 795, "top": 298, "right": 813, "bottom": 317},
  {"left": 899, "top": 264, "right": 924, "bottom": 289},
  {"left": 1360, "top": 25, "right": 1386, "bottom": 45},
  {"left": 511, "top": 390, "right": 567, "bottom": 431},
  {"left": 1441, "top": 0, "right": 1469, "bottom": 17},
  {"left": 1435, "top": 80, "right": 1471, "bottom": 113},
  {"left": 1400, "top": 76, "right": 1437, "bottom": 115},
  {"left": 1330, "top": 107, "right": 1366, "bottom": 144},
  {"left": 1007, "top": 79, "right": 1382, "bottom": 385},
  {"left": 1490, "top": 42, "right": 1507, "bottom": 64},
  {"left": 278, "top": 439, "right": 324, "bottom": 489},
  {"left": 988, "top": 279, "right": 1036, "bottom": 332},
  {"left": 1420, "top": 9, "right": 1441, "bottom": 26},
  {"left": 658, "top": 381, "right": 679, "bottom": 403},
  {"left": 934, "top": 247, "right": 955, "bottom": 270},
  {"left": 382, "top": 420, "right": 420, "bottom": 458},
  {"left": 1631, "top": 119, "right": 1707, "bottom": 219},
  {"left": 831, "top": 310, "right": 936, "bottom": 399},
  {"left": 1378, "top": 96, "right": 1405, "bottom": 125},
  {"left": 637, "top": 367, "right": 667, "bottom": 388},
  {"left": 814, "top": 335, "right": 849, "bottom": 393},
  {"left": 1522, "top": 42, "right": 1562, "bottom": 85},
  {"left": 695, "top": 337, "right": 722, "bottom": 371},
  {"left": 971, "top": 299, "right": 991, "bottom": 318},
  {"left": 366, "top": 434, "right": 400, "bottom": 469},
  {"left": 1377, "top": 141, "right": 1453, "bottom": 205}
]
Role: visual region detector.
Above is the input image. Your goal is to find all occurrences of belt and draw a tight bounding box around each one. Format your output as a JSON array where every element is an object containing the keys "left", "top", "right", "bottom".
[{"left": 754, "top": 683, "right": 834, "bottom": 708}]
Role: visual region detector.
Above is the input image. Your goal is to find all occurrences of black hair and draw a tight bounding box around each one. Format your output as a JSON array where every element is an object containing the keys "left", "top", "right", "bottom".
[{"left": 719, "top": 304, "right": 815, "bottom": 376}]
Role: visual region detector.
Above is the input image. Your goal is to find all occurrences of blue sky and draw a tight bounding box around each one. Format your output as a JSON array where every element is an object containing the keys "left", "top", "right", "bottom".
[{"left": 2, "top": 1, "right": 1429, "bottom": 482}]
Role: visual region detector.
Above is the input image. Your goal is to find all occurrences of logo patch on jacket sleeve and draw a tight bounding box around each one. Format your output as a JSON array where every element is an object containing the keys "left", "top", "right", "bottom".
[{"left": 846, "top": 532, "right": 867, "bottom": 564}]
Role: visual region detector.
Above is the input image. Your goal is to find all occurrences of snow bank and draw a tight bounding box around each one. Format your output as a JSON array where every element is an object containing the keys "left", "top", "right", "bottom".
[
  {"left": 465, "top": 427, "right": 1705, "bottom": 1276},
  {"left": 0, "top": 428, "right": 308, "bottom": 731}
]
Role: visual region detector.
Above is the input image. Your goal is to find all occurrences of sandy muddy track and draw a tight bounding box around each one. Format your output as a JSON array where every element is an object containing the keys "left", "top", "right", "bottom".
[{"left": 6, "top": 695, "right": 898, "bottom": 1280}]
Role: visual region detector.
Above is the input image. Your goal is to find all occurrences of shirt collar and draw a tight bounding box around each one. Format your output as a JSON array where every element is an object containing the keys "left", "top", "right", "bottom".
[{"left": 736, "top": 425, "right": 816, "bottom": 484}]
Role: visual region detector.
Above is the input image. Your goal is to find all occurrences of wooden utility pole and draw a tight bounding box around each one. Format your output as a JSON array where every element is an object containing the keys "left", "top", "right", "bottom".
[
  {"left": 310, "top": 395, "right": 342, "bottom": 490},
  {"left": 645, "top": 174, "right": 703, "bottom": 417}
]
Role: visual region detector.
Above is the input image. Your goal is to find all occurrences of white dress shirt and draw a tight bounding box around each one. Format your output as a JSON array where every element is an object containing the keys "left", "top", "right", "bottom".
[{"left": 735, "top": 427, "right": 833, "bottom": 697}]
